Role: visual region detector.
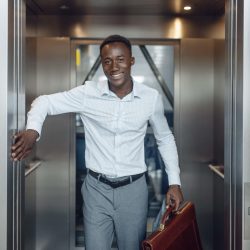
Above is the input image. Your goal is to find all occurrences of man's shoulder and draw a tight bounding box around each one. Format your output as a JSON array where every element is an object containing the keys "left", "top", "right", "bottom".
[
  {"left": 134, "top": 81, "right": 159, "bottom": 98},
  {"left": 82, "top": 81, "right": 100, "bottom": 95},
  {"left": 84, "top": 80, "right": 98, "bottom": 89}
]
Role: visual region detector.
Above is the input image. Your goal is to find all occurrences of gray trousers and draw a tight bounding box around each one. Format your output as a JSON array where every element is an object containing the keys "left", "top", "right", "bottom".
[{"left": 81, "top": 173, "right": 148, "bottom": 250}]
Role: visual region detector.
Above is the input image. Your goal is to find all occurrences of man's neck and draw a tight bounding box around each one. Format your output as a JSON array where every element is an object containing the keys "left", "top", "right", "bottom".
[{"left": 109, "top": 81, "right": 133, "bottom": 99}]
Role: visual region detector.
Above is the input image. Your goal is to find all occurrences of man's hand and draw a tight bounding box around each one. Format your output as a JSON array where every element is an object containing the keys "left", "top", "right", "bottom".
[
  {"left": 11, "top": 129, "right": 39, "bottom": 161},
  {"left": 166, "top": 185, "right": 184, "bottom": 211}
]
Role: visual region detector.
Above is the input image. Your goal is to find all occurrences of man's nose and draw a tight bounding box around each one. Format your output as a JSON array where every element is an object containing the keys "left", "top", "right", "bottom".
[{"left": 111, "top": 60, "right": 119, "bottom": 70}]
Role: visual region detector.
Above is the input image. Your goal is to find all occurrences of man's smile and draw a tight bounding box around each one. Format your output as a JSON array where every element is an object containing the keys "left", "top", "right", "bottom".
[{"left": 110, "top": 72, "right": 124, "bottom": 79}]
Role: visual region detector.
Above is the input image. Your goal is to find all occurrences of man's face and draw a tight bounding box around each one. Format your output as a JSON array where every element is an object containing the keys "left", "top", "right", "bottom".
[{"left": 101, "top": 42, "right": 135, "bottom": 91}]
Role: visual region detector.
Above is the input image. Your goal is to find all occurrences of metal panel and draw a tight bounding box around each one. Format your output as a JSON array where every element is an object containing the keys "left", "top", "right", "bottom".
[
  {"left": 35, "top": 38, "right": 71, "bottom": 250},
  {"left": 25, "top": 167, "right": 37, "bottom": 250},
  {"left": 179, "top": 39, "right": 215, "bottom": 250},
  {"left": 0, "top": 0, "right": 26, "bottom": 249},
  {"left": 26, "top": 15, "right": 225, "bottom": 39},
  {"left": 24, "top": 37, "right": 37, "bottom": 250},
  {"left": 213, "top": 39, "right": 225, "bottom": 250},
  {"left": 0, "top": 0, "right": 11, "bottom": 248},
  {"left": 26, "top": 0, "right": 225, "bottom": 16},
  {"left": 243, "top": 0, "right": 250, "bottom": 248},
  {"left": 224, "top": 0, "right": 245, "bottom": 249},
  {"left": 214, "top": 40, "right": 225, "bottom": 165}
]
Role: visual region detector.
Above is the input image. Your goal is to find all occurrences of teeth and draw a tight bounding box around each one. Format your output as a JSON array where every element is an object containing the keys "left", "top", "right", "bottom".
[{"left": 111, "top": 73, "right": 122, "bottom": 78}]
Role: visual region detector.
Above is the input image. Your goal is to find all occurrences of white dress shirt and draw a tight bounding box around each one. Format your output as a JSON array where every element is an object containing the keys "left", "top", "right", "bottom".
[{"left": 27, "top": 80, "right": 181, "bottom": 185}]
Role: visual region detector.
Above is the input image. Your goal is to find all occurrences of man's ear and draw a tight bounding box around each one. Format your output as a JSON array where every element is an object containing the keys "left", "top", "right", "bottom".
[{"left": 131, "top": 57, "right": 135, "bottom": 65}]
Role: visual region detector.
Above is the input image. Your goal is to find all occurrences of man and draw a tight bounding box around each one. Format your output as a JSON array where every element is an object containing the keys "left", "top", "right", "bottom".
[{"left": 12, "top": 35, "right": 183, "bottom": 250}]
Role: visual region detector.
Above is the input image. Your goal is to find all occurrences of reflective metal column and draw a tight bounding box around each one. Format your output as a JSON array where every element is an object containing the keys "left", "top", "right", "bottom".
[
  {"left": 225, "top": 0, "right": 250, "bottom": 249},
  {"left": 0, "top": 0, "right": 26, "bottom": 249}
]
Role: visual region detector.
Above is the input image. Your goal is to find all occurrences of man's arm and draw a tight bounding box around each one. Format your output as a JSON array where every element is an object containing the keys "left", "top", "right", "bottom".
[
  {"left": 11, "top": 85, "right": 86, "bottom": 161},
  {"left": 149, "top": 92, "right": 184, "bottom": 211}
]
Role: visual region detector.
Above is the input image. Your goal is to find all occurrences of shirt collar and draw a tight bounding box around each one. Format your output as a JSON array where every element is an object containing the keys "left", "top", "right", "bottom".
[
  {"left": 132, "top": 80, "right": 141, "bottom": 99},
  {"left": 97, "top": 79, "right": 142, "bottom": 99}
]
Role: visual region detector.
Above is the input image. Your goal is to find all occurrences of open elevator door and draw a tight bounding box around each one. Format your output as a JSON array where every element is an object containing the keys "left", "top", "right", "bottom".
[
  {"left": 0, "top": 0, "right": 26, "bottom": 249},
  {"left": 69, "top": 39, "right": 180, "bottom": 249}
]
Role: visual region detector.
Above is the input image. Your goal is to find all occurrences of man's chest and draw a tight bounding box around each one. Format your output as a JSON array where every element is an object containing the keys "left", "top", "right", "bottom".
[{"left": 82, "top": 97, "right": 151, "bottom": 132}]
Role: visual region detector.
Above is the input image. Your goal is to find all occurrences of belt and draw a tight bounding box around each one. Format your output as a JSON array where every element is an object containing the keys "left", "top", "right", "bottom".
[{"left": 88, "top": 169, "right": 144, "bottom": 188}]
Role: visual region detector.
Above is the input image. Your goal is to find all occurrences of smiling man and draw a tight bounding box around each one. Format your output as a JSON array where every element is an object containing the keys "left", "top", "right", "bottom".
[{"left": 11, "top": 35, "right": 183, "bottom": 250}]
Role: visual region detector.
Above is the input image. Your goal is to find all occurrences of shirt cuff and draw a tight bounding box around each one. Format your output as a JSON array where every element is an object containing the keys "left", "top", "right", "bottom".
[
  {"left": 167, "top": 172, "right": 181, "bottom": 186},
  {"left": 26, "top": 122, "right": 41, "bottom": 141}
]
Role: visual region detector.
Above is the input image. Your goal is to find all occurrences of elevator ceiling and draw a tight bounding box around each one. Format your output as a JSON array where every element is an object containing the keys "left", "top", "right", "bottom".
[{"left": 26, "top": 0, "right": 225, "bottom": 16}]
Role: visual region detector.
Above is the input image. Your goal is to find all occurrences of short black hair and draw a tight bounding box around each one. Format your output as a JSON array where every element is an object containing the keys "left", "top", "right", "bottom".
[{"left": 100, "top": 35, "right": 132, "bottom": 54}]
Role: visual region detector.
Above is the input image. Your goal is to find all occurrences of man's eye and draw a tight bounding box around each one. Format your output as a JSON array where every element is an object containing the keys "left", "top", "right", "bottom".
[
  {"left": 118, "top": 58, "right": 124, "bottom": 62},
  {"left": 104, "top": 60, "right": 111, "bottom": 65}
]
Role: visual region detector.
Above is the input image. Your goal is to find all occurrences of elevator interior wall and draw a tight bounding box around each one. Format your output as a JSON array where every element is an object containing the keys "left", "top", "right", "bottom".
[
  {"left": 24, "top": 38, "right": 72, "bottom": 250},
  {"left": 24, "top": 4, "right": 225, "bottom": 250}
]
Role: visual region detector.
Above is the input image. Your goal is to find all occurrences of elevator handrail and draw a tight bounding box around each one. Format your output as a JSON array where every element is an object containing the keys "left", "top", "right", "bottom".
[
  {"left": 209, "top": 164, "right": 224, "bottom": 179},
  {"left": 25, "top": 160, "right": 42, "bottom": 177}
]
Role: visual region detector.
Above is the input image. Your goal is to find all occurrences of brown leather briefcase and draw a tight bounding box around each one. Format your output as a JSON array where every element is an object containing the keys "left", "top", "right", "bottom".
[{"left": 142, "top": 201, "right": 202, "bottom": 250}]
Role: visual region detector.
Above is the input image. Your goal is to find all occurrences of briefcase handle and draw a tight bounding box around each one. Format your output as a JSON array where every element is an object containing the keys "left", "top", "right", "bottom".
[
  {"left": 158, "top": 205, "right": 175, "bottom": 231},
  {"left": 158, "top": 201, "right": 188, "bottom": 231}
]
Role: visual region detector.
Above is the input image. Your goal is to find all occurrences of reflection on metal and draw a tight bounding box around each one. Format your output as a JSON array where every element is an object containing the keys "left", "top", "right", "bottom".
[
  {"left": 244, "top": 183, "right": 250, "bottom": 240},
  {"left": 13, "top": 0, "right": 26, "bottom": 249},
  {"left": 82, "top": 55, "right": 101, "bottom": 84},
  {"left": 75, "top": 48, "right": 81, "bottom": 66},
  {"left": 139, "top": 45, "right": 174, "bottom": 107},
  {"left": 26, "top": 0, "right": 225, "bottom": 16}
]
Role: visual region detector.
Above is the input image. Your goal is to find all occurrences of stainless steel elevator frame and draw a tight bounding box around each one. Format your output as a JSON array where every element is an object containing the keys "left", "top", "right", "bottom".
[
  {"left": 225, "top": 0, "right": 250, "bottom": 249},
  {"left": 0, "top": 0, "right": 26, "bottom": 249}
]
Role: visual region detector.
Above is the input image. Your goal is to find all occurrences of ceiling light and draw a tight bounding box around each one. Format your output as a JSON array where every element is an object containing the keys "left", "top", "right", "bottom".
[
  {"left": 60, "top": 5, "right": 69, "bottom": 10},
  {"left": 184, "top": 6, "right": 192, "bottom": 11}
]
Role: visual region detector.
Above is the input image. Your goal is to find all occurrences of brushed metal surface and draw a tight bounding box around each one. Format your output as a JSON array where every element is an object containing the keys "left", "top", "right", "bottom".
[
  {"left": 244, "top": 183, "right": 250, "bottom": 241},
  {"left": 243, "top": 0, "right": 250, "bottom": 248},
  {"left": 0, "top": 0, "right": 26, "bottom": 249},
  {"left": 0, "top": 0, "right": 11, "bottom": 248},
  {"left": 213, "top": 170, "right": 224, "bottom": 250},
  {"left": 29, "top": 15, "right": 225, "bottom": 39},
  {"left": 34, "top": 38, "right": 71, "bottom": 250},
  {"left": 179, "top": 39, "right": 215, "bottom": 250},
  {"left": 26, "top": 0, "right": 224, "bottom": 16},
  {"left": 179, "top": 39, "right": 214, "bottom": 163},
  {"left": 214, "top": 39, "right": 225, "bottom": 165},
  {"left": 25, "top": 169, "right": 37, "bottom": 250}
]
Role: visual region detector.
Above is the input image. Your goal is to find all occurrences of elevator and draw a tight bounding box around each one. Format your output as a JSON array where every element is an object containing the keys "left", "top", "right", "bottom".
[{"left": 1, "top": 0, "right": 250, "bottom": 250}]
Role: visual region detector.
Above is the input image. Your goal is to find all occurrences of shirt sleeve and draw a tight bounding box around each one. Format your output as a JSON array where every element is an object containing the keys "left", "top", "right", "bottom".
[
  {"left": 148, "top": 93, "right": 181, "bottom": 186},
  {"left": 26, "top": 85, "right": 86, "bottom": 138}
]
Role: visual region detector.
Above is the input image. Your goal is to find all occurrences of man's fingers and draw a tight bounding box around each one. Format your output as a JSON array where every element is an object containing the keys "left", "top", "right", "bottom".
[
  {"left": 166, "top": 193, "right": 171, "bottom": 206},
  {"left": 12, "top": 136, "right": 24, "bottom": 150},
  {"left": 21, "top": 149, "right": 32, "bottom": 160},
  {"left": 11, "top": 130, "right": 38, "bottom": 161},
  {"left": 173, "top": 199, "right": 180, "bottom": 211},
  {"left": 13, "top": 151, "right": 24, "bottom": 161},
  {"left": 166, "top": 185, "right": 184, "bottom": 211},
  {"left": 12, "top": 146, "right": 28, "bottom": 160}
]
